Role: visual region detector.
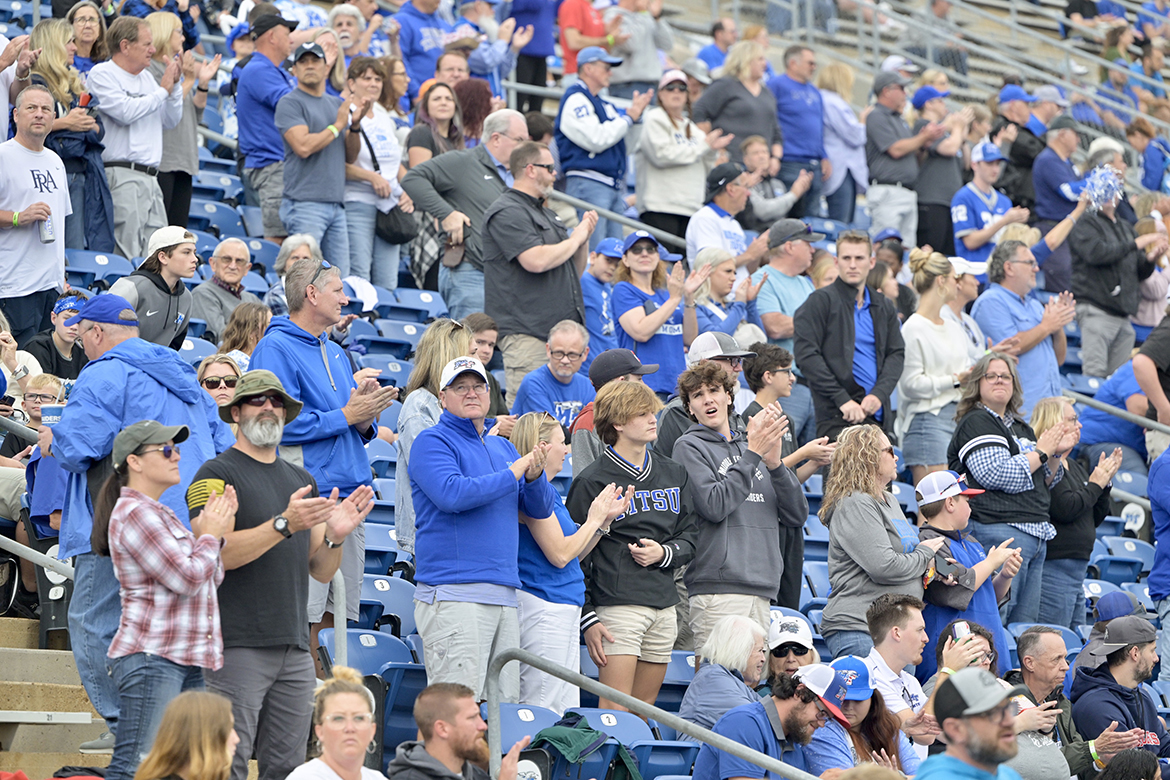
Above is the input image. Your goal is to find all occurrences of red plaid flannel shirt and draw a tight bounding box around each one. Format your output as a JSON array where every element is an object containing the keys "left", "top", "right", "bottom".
[{"left": 107, "top": 488, "right": 225, "bottom": 670}]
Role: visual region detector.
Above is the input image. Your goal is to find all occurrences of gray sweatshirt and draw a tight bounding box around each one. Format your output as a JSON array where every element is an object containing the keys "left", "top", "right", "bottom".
[
  {"left": 109, "top": 269, "right": 192, "bottom": 351},
  {"left": 818, "top": 492, "right": 935, "bottom": 637},
  {"left": 189, "top": 278, "right": 262, "bottom": 342},
  {"left": 387, "top": 741, "right": 488, "bottom": 780},
  {"left": 603, "top": 5, "right": 673, "bottom": 84},
  {"left": 673, "top": 423, "right": 806, "bottom": 600},
  {"left": 393, "top": 388, "right": 441, "bottom": 554}
]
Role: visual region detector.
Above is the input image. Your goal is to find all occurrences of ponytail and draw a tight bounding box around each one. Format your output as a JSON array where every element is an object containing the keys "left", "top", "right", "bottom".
[{"left": 91, "top": 463, "right": 130, "bottom": 557}]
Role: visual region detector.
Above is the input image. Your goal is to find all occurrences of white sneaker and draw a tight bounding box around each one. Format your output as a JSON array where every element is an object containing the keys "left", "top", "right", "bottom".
[{"left": 79, "top": 731, "right": 115, "bottom": 754}]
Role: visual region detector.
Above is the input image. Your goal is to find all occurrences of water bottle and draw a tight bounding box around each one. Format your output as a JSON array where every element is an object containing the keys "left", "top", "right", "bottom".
[{"left": 39, "top": 214, "right": 54, "bottom": 244}]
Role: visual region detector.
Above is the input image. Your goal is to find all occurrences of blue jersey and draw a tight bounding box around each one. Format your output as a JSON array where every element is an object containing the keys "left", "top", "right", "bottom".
[
  {"left": 951, "top": 183, "right": 1014, "bottom": 266},
  {"left": 580, "top": 271, "right": 616, "bottom": 374},
  {"left": 612, "top": 283, "right": 685, "bottom": 397}
]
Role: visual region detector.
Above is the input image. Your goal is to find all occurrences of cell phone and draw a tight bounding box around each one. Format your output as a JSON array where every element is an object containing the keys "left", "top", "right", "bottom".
[
  {"left": 935, "top": 555, "right": 962, "bottom": 579},
  {"left": 642, "top": 300, "right": 658, "bottom": 315},
  {"left": 0, "top": 396, "right": 14, "bottom": 407}
]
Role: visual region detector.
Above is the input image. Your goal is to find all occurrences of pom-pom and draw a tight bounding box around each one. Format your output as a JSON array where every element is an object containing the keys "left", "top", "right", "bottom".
[{"left": 1085, "top": 164, "right": 1124, "bottom": 211}]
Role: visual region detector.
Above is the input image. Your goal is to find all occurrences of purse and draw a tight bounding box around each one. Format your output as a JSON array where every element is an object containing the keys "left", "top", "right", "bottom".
[{"left": 359, "top": 126, "right": 418, "bottom": 245}]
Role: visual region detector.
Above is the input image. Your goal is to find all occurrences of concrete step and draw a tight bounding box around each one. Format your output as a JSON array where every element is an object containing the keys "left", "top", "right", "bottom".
[
  {"left": 0, "top": 681, "right": 99, "bottom": 717},
  {"left": 2, "top": 648, "right": 82, "bottom": 686},
  {"left": 2, "top": 716, "right": 104, "bottom": 755},
  {"left": 0, "top": 617, "right": 39, "bottom": 650},
  {"left": 0, "top": 750, "right": 109, "bottom": 780}
]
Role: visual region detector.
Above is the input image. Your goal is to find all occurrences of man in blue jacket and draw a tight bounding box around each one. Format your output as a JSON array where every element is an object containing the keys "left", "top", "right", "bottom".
[
  {"left": 1070, "top": 615, "right": 1170, "bottom": 762},
  {"left": 409, "top": 355, "right": 557, "bottom": 702},
  {"left": 250, "top": 257, "right": 398, "bottom": 669},
  {"left": 38, "top": 293, "right": 234, "bottom": 754}
]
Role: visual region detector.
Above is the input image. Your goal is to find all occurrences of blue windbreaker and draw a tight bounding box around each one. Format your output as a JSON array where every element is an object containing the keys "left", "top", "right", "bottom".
[
  {"left": 54, "top": 337, "right": 234, "bottom": 558},
  {"left": 249, "top": 316, "right": 376, "bottom": 496}
]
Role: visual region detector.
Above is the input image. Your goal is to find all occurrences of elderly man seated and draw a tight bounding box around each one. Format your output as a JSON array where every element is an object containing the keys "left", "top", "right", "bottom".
[{"left": 191, "top": 238, "right": 263, "bottom": 341}]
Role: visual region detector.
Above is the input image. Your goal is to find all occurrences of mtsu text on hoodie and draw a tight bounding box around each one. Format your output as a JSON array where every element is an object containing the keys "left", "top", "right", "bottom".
[
  {"left": 567, "top": 446, "right": 698, "bottom": 632},
  {"left": 409, "top": 410, "right": 557, "bottom": 589},
  {"left": 1070, "top": 663, "right": 1170, "bottom": 759},
  {"left": 250, "top": 316, "right": 377, "bottom": 496},
  {"left": 671, "top": 422, "right": 806, "bottom": 601}
]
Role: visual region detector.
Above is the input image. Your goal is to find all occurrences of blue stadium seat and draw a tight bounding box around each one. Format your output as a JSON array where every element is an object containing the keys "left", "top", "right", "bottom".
[
  {"left": 804, "top": 561, "right": 830, "bottom": 598},
  {"left": 379, "top": 660, "right": 428, "bottom": 757},
  {"left": 363, "top": 574, "right": 417, "bottom": 636},
  {"left": 1061, "top": 346, "right": 1083, "bottom": 375},
  {"left": 65, "top": 250, "right": 134, "bottom": 289},
  {"left": 241, "top": 271, "right": 269, "bottom": 297},
  {"left": 239, "top": 205, "right": 265, "bottom": 238},
  {"left": 1083, "top": 579, "right": 1123, "bottom": 605},
  {"left": 355, "top": 600, "right": 384, "bottom": 630},
  {"left": 379, "top": 403, "right": 402, "bottom": 435},
  {"left": 393, "top": 288, "right": 449, "bottom": 321},
  {"left": 806, "top": 217, "right": 848, "bottom": 240},
  {"left": 405, "top": 633, "right": 424, "bottom": 663},
  {"left": 1064, "top": 320, "right": 1081, "bottom": 345},
  {"left": 358, "top": 324, "right": 414, "bottom": 359},
  {"left": 803, "top": 473, "right": 823, "bottom": 496},
  {"left": 1062, "top": 373, "right": 1101, "bottom": 396},
  {"left": 1122, "top": 582, "right": 1157, "bottom": 614},
  {"left": 807, "top": 609, "right": 824, "bottom": 632},
  {"left": 358, "top": 356, "right": 414, "bottom": 388},
  {"left": 189, "top": 228, "right": 220, "bottom": 259},
  {"left": 316, "top": 628, "right": 412, "bottom": 676},
  {"left": 490, "top": 703, "right": 561, "bottom": 752},
  {"left": 367, "top": 439, "right": 398, "bottom": 478},
  {"left": 1102, "top": 536, "right": 1156, "bottom": 575},
  {"left": 888, "top": 481, "right": 917, "bottom": 514},
  {"left": 1089, "top": 551, "right": 1144, "bottom": 586},
  {"left": 803, "top": 516, "right": 829, "bottom": 562},
  {"left": 1113, "top": 471, "right": 1149, "bottom": 498},
  {"left": 579, "top": 646, "right": 600, "bottom": 708},
  {"left": 194, "top": 171, "right": 244, "bottom": 201},
  {"left": 364, "top": 523, "right": 398, "bottom": 575},
  {"left": 374, "top": 292, "right": 431, "bottom": 324},
  {"left": 376, "top": 320, "right": 426, "bottom": 351},
  {"left": 244, "top": 238, "right": 280, "bottom": 276},
  {"left": 187, "top": 319, "right": 208, "bottom": 339},
  {"left": 179, "top": 336, "right": 216, "bottom": 367},
  {"left": 373, "top": 478, "right": 396, "bottom": 503},
  {"left": 654, "top": 651, "right": 695, "bottom": 713},
  {"left": 1098, "top": 516, "right": 1125, "bottom": 538},
  {"left": 190, "top": 198, "right": 247, "bottom": 238}
]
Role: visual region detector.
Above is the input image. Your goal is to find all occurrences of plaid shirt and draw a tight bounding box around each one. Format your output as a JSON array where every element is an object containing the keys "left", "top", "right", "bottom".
[{"left": 107, "top": 488, "right": 225, "bottom": 670}]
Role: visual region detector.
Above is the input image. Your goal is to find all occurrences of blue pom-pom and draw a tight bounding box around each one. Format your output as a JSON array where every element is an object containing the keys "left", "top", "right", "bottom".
[{"left": 1085, "top": 165, "right": 1124, "bottom": 211}]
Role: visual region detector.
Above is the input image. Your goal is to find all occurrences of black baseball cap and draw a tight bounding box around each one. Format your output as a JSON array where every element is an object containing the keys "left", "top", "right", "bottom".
[
  {"left": 768, "top": 218, "right": 825, "bottom": 249},
  {"left": 291, "top": 41, "right": 326, "bottom": 62},
  {"left": 588, "top": 349, "right": 658, "bottom": 390},
  {"left": 706, "top": 162, "right": 744, "bottom": 202},
  {"left": 251, "top": 13, "right": 297, "bottom": 40},
  {"left": 1047, "top": 114, "right": 1078, "bottom": 132},
  {"left": 934, "top": 668, "right": 1027, "bottom": 725}
]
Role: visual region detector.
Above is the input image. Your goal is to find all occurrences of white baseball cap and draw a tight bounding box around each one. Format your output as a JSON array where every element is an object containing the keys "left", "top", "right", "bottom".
[
  {"left": 948, "top": 256, "right": 988, "bottom": 278},
  {"left": 439, "top": 356, "right": 489, "bottom": 390},
  {"left": 914, "top": 470, "right": 984, "bottom": 506},
  {"left": 768, "top": 613, "right": 814, "bottom": 651}
]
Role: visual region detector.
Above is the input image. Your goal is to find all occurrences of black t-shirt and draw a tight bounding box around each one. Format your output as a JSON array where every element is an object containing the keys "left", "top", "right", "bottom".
[
  {"left": 0, "top": 429, "right": 31, "bottom": 459},
  {"left": 1139, "top": 318, "right": 1170, "bottom": 403},
  {"left": 24, "top": 329, "right": 88, "bottom": 381},
  {"left": 186, "top": 448, "right": 318, "bottom": 650}
]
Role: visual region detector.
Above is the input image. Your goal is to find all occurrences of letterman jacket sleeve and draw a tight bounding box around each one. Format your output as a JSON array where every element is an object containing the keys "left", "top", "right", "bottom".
[{"left": 559, "top": 91, "right": 633, "bottom": 153}]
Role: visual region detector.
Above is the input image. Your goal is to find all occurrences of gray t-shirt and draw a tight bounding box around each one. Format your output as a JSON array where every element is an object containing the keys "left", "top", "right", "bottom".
[
  {"left": 911, "top": 118, "right": 964, "bottom": 206},
  {"left": 865, "top": 104, "right": 918, "bottom": 187},
  {"left": 148, "top": 60, "right": 201, "bottom": 176},
  {"left": 275, "top": 88, "right": 346, "bottom": 203},
  {"left": 692, "top": 77, "right": 784, "bottom": 164}
]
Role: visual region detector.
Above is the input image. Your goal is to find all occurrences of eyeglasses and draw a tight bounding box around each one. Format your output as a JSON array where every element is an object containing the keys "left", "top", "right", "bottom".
[
  {"left": 1008, "top": 259, "right": 1039, "bottom": 269},
  {"left": 308, "top": 260, "right": 333, "bottom": 288},
  {"left": 982, "top": 373, "right": 1013, "bottom": 384},
  {"left": 448, "top": 382, "right": 488, "bottom": 396},
  {"left": 323, "top": 713, "right": 373, "bottom": 728},
  {"left": 24, "top": 393, "right": 59, "bottom": 403},
  {"left": 627, "top": 244, "right": 659, "bottom": 256},
  {"left": 551, "top": 350, "right": 585, "bottom": 362},
  {"left": 202, "top": 376, "right": 239, "bottom": 390},
  {"left": 74, "top": 16, "right": 99, "bottom": 25},
  {"left": 971, "top": 700, "right": 1018, "bottom": 723},
  {"left": 772, "top": 367, "right": 795, "bottom": 376},
  {"left": 503, "top": 134, "right": 531, "bottom": 143},
  {"left": 213, "top": 255, "right": 250, "bottom": 267},
  {"left": 972, "top": 650, "right": 996, "bottom": 665},
  {"left": 528, "top": 162, "right": 556, "bottom": 173},
  {"left": 661, "top": 82, "right": 688, "bottom": 92},
  {"left": 391, "top": 70, "right": 408, "bottom": 77},
  {"left": 716, "top": 357, "right": 743, "bottom": 370},
  {"left": 882, "top": 446, "right": 895, "bottom": 456},
  {"left": 771, "top": 643, "right": 811, "bottom": 658},
  {"left": 242, "top": 393, "right": 286, "bottom": 408},
  {"left": 140, "top": 444, "right": 180, "bottom": 459}
]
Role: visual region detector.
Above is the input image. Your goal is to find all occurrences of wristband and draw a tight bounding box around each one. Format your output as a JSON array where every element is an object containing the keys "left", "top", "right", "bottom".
[
  {"left": 1089, "top": 741, "right": 1099, "bottom": 762},
  {"left": 11, "top": 212, "right": 17, "bottom": 229},
  {"left": 940, "top": 667, "right": 958, "bottom": 676},
  {"left": 606, "top": 33, "right": 615, "bottom": 46},
  {"left": 327, "top": 124, "right": 340, "bottom": 138},
  {"left": 196, "top": 84, "right": 209, "bottom": 92}
]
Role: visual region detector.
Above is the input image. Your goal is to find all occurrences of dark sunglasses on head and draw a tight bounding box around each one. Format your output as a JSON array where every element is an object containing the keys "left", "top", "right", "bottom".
[
  {"left": 242, "top": 393, "right": 286, "bottom": 408},
  {"left": 772, "top": 643, "right": 811, "bottom": 658},
  {"left": 202, "top": 376, "right": 239, "bottom": 390}
]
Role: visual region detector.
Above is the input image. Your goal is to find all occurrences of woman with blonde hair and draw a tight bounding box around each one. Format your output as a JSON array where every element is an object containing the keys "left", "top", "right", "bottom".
[
  {"left": 510, "top": 411, "right": 627, "bottom": 713},
  {"left": 692, "top": 40, "right": 784, "bottom": 165},
  {"left": 287, "top": 666, "right": 383, "bottom": 779},
  {"left": 67, "top": 0, "right": 109, "bottom": 74},
  {"left": 146, "top": 11, "right": 221, "bottom": 227},
  {"left": 394, "top": 319, "right": 471, "bottom": 554},
  {"left": 195, "top": 354, "right": 242, "bottom": 408},
  {"left": 310, "top": 28, "right": 347, "bottom": 97},
  {"left": 133, "top": 690, "right": 239, "bottom": 780},
  {"left": 691, "top": 246, "right": 766, "bottom": 341},
  {"left": 810, "top": 250, "right": 838, "bottom": 288},
  {"left": 741, "top": 25, "right": 777, "bottom": 78},
  {"left": 897, "top": 250, "right": 972, "bottom": 484},
  {"left": 30, "top": 17, "right": 113, "bottom": 251},
  {"left": 818, "top": 424, "right": 947, "bottom": 659},
  {"left": 1132, "top": 215, "right": 1170, "bottom": 336},
  {"left": 218, "top": 302, "right": 272, "bottom": 371},
  {"left": 817, "top": 61, "right": 869, "bottom": 224}
]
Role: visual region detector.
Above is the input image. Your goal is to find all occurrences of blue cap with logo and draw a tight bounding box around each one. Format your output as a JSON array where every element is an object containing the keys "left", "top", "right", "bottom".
[
  {"left": 971, "top": 142, "right": 1007, "bottom": 163},
  {"left": 622, "top": 230, "right": 666, "bottom": 255},
  {"left": 911, "top": 84, "right": 950, "bottom": 110},
  {"left": 873, "top": 227, "right": 903, "bottom": 243},
  {"left": 830, "top": 655, "right": 876, "bottom": 701},
  {"left": 64, "top": 294, "right": 138, "bottom": 327},
  {"left": 998, "top": 84, "right": 1036, "bottom": 104},
  {"left": 595, "top": 237, "right": 625, "bottom": 259},
  {"left": 577, "top": 46, "right": 622, "bottom": 66}
]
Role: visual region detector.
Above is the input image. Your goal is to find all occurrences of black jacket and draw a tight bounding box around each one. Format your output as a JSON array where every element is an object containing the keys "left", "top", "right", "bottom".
[
  {"left": 793, "top": 277, "right": 905, "bottom": 437},
  {"left": 1070, "top": 209, "right": 1156, "bottom": 318},
  {"left": 1046, "top": 455, "right": 1112, "bottom": 561},
  {"left": 993, "top": 119, "right": 1045, "bottom": 210}
]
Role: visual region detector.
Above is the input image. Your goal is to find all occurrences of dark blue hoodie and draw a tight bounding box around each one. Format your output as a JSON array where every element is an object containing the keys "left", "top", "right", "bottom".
[
  {"left": 1069, "top": 663, "right": 1170, "bottom": 758},
  {"left": 250, "top": 316, "right": 377, "bottom": 496}
]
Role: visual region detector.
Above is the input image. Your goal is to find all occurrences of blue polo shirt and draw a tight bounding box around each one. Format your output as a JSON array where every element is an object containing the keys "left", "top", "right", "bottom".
[
  {"left": 1079, "top": 361, "right": 1148, "bottom": 458},
  {"left": 1130, "top": 61, "right": 1167, "bottom": 98},
  {"left": 1139, "top": 0, "right": 1170, "bottom": 35},
  {"left": 750, "top": 266, "right": 814, "bottom": 355},
  {"left": 853, "top": 287, "right": 881, "bottom": 421},
  {"left": 1032, "top": 147, "right": 1082, "bottom": 222},
  {"left": 237, "top": 52, "right": 296, "bottom": 170},
  {"left": 767, "top": 74, "right": 826, "bottom": 160},
  {"left": 697, "top": 43, "right": 727, "bottom": 73},
  {"left": 580, "top": 271, "right": 616, "bottom": 374},
  {"left": 970, "top": 283, "right": 1063, "bottom": 419},
  {"left": 692, "top": 699, "right": 810, "bottom": 780}
]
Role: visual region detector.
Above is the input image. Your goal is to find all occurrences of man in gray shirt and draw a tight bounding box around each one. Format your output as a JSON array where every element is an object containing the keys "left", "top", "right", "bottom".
[
  {"left": 275, "top": 42, "right": 365, "bottom": 273},
  {"left": 190, "top": 238, "right": 263, "bottom": 342},
  {"left": 865, "top": 71, "right": 945, "bottom": 245}
]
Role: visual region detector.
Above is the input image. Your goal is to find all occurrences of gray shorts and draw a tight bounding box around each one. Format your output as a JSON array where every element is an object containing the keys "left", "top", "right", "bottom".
[
  {"left": 307, "top": 519, "right": 364, "bottom": 623},
  {"left": 244, "top": 162, "right": 288, "bottom": 238},
  {"left": 414, "top": 598, "right": 520, "bottom": 702}
]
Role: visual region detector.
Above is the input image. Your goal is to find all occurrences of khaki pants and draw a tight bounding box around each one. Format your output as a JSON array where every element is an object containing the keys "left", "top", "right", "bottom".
[
  {"left": 105, "top": 166, "right": 167, "bottom": 261},
  {"left": 688, "top": 593, "right": 771, "bottom": 657},
  {"left": 500, "top": 333, "right": 547, "bottom": 397}
]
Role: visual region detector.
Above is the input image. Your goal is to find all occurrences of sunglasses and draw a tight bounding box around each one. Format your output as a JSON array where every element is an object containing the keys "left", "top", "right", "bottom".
[
  {"left": 661, "top": 82, "right": 688, "bottom": 91},
  {"left": 242, "top": 394, "right": 286, "bottom": 408},
  {"left": 308, "top": 260, "right": 333, "bottom": 288},
  {"left": 139, "top": 444, "right": 180, "bottom": 459},
  {"left": 627, "top": 244, "right": 659, "bottom": 255},
  {"left": 202, "top": 376, "right": 239, "bottom": 390},
  {"left": 528, "top": 162, "right": 556, "bottom": 173},
  {"left": 772, "top": 643, "right": 811, "bottom": 658}
]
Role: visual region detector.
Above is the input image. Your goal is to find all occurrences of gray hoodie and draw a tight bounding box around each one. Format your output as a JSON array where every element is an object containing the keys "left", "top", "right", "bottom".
[
  {"left": 387, "top": 741, "right": 489, "bottom": 780},
  {"left": 109, "top": 269, "right": 191, "bottom": 351},
  {"left": 672, "top": 422, "right": 806, "bottom": 600}
]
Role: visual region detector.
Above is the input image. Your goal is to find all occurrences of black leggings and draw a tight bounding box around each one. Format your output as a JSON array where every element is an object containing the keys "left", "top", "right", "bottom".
[
  {"left": 515, "top": 54, "right": 548, "bottom": 115},
  {"left": 159, "top": 170, "right": 193, "bottom": 229}
]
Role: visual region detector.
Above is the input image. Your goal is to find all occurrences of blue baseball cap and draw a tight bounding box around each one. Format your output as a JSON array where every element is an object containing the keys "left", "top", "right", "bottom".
[
  {"left": 873, "top": 227, "right": 903, "bottom": 243},
  {"left": 971, "top": 142, "right": 1006, "bottom": 163},
  {"left": 659, "top": 246, "right": 683, "bottom": 262},
  {"left": 595, "top": 237, "right": 624, "bottom": 259},
  {"left": 577, "top": 46, "right": 622, "bottom": 67},
  {"left": 830, "top": 656, "right": 876, "bottom": 701},
  {"left": 622, "top": 230, "right": 666, "bottom": 255},
  {"left": 226, "top": 22, "right": 250, "bottom": 49},
  {"left": 911, "top": 84, "right": 950, "bottom": 110},
  {"left": 64, "top": 294, "right": 138, "bottom": 327},
  {"left": 998, "top": 84, "right": 1036, "bottom": 104}
]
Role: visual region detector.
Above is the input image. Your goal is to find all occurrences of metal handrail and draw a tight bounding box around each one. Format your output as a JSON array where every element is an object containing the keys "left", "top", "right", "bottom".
[
  {"left": 0, "top": 535, "right": 74, "bottom": 579},
  {"left": 332, "top": 568, "right": 348, "bottom": 668},
  {"left": 485, "top": 647, "right": 818, "bottom": 780},
  {"left": 1064, "top": 389, "right": 1170, "bottom": 436},
  {"left": 0, "top": 415, "right": 39, "bottom": 445}
]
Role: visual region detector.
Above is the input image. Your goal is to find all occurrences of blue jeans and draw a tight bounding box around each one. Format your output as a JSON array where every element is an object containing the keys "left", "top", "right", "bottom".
[
  {"left": 279, "top": 199, "right": 350, "bottom": 276},
  {"left": 106, "top": 653, "right": 204, "bottom": 780},
  {"left": 438, "top": 261, "right": 485, "bottom": 322},
  {"left": 970, "top": 523, "right": 1046, "bottom": 625},
  {"left": 68, "top": 552, "right": 122, "bottom": 728},
  {"left": 345, "top": 200, "right": 401, "bottom": 289},
  {"left": 1036, "top": 557, "right": 1089, "bottom": 630},
  {"left": 784, "top": 382, "right": 818, "bottom": 447},
  {"left": 825, "top": 170, "right": 857, "bottom": 225},
  {"left": 824, "top": 629, "right": 872, "bottom": 660},
  {"left": 65, "top": 170, "right": 86, "bottom": 250},
  {"left": 565, "top": 176, "right": 625, "bottom": 250},
  {"left": 778, "top": 159, "right": 823, "bottom": 219}
]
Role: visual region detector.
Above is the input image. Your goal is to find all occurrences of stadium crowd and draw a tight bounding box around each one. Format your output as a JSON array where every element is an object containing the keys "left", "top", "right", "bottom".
[{"left": 11, "top": 0, "right": 1170, "bottom": 778}]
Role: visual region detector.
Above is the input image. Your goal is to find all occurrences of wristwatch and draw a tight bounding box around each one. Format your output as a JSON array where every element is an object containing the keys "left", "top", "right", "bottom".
[
  {"left": 1036, "top": 449, "right": 1049, "bottom": 465},
  {"left": 273, "top": 515, "right": 292, "bottom": 538},
  {"left": 323, "top": 535, "right": 343, "bottom": 549},
  {"left": 11, "top": 365, "right": 28, "bottom": 380}
]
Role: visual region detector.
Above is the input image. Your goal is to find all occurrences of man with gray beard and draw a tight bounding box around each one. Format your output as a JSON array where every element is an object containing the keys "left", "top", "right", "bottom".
[{"left": 185, "top": 369, "right": 375, "bottom": 780}]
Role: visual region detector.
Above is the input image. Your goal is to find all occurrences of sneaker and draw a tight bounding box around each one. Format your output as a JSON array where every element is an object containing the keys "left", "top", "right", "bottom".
[
  {"left": 12, "top": 583, "right": 39, "bottom": 620},
  {"left": 79, "top": 731, "right": 115, "bottom": 754}
]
